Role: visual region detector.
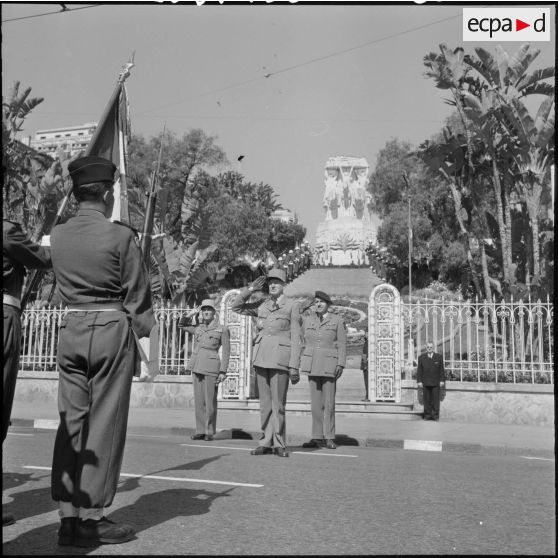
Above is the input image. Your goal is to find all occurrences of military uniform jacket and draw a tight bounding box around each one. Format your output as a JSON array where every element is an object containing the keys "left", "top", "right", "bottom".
[
  {"left": 179, "top": 316, "right": 230, "bottom": 375},
  {"left": 50, "top": 209, "right": 154, "bottom": 338},
  {"left": 3, "top": 220, "right": 51, "bottom": 300},
  {"left": 300, "top": 312, "right": 347, "bottom": 377},
  {"left": 417, "top": 352, "right": 446, "bottom": 386},
  {"left": 231, "top": 289, "right": 301, "bottom": 371}
]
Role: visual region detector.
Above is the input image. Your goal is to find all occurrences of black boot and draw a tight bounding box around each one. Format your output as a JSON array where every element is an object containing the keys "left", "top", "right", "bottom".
[{"left": 58, "top": 517, "right": 78, "bottom": 545}]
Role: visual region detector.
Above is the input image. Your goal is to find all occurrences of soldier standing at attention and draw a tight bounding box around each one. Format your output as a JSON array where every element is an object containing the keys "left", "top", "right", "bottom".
[
  {"left": 300, "top": 291, "right": 346, "bottom": 450},
  {"left": 179, "top": 299, "right": 230, "bottom": 441},
  {"left": 49, "top": 156, "right": 155, "bottom": 547},
  {"left": 2, "top": 220, "right": 51, "bottom": 526},
  {"left": 231, "top": 269, "right": 301, "bottom": 457}
]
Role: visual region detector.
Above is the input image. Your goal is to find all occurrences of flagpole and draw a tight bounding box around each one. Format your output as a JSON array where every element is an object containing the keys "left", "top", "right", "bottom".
[{"left": 21, "top": 55, "right": 135, "bottom": 309}]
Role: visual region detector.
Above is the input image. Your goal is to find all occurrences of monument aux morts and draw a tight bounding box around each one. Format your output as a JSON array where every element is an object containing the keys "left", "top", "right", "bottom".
[{"left": 315, "top": 156, "right": 381, "bottom": 266}]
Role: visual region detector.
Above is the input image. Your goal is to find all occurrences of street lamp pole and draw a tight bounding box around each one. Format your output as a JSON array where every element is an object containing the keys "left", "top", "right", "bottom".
[{"left": 403, "top": 173, "right": 412, "bottom": 301}]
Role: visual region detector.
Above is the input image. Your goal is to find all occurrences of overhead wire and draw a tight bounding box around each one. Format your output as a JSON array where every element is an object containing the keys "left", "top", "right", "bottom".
[
  {"left": 138, "top": 12, "right": 462, "bottom": 117},
  {"left": 2, "top": 4, "right": 99, "bottom": 23}
]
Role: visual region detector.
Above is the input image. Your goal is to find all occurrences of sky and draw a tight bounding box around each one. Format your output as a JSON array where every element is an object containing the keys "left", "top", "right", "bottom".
[{"left": 2, "top": 2, "right": 555, "bottom": 244}]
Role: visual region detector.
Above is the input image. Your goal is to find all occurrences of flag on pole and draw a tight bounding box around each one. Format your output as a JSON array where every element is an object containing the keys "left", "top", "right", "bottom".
[{"left": 84, "top": 56, "right": 134, "bottom": 224}]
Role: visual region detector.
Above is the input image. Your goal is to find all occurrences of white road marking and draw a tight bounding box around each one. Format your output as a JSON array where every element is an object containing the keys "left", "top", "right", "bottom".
[
  {"left": 119, "top": 473, "right": 263, "bottom": 487},
  {"left": 403, "top": 439, "right": 443, "bottom": 452},
  {"left": 291, "top": 451, "right": 358, "bottom": 458},
  {"left": 180, "top": 443, "right": 358, "bottom": 458},
  {"left": 128, "top": 434, "right": 171, "bottom": 438},
  {"left": 181, "top": 443, "right": 253, "bottom": 451},
  {"left": 6, "top": 432, "right": 34, "bottom": 436},
  {"left": 22, "top": 466, "right": 263, "bottom": 488},
  {"left": 520, "top": 456, "right": 554, "bottom": 462}
]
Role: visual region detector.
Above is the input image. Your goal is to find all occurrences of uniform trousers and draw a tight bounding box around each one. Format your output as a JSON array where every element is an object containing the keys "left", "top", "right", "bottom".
[
  {"left": 3, "top": 304, "right": 21, "bottom": 443},
  {"left": 255, "top": 366, "right": 289, "bottom": 449},
  {"left": 308, "top": 376, "right": 336, "bottom": 440},
  {"left": 422, "top": 385, "right": 440, "bottom": 420},
  {"left": 192, "top": 372, "right": 219, "bottom": 436},
  {"left": 51, "top": 311, "right": 137, "bottom": 510}
]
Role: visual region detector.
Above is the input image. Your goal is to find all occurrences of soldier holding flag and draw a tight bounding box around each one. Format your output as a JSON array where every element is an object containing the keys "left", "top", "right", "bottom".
[{"left": 49, "top": 156, "right": 155, "bottom": 547}]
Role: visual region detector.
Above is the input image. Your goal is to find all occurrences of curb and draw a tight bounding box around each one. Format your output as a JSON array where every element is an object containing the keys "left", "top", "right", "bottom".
[{"left": 9, "top": 418, "right": 554, "bottom": 460}]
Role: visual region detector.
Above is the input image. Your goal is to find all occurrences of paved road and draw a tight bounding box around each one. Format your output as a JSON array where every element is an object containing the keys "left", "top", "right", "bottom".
[{"left": 3, "top": 428, "right": 555, "bottom": 555}]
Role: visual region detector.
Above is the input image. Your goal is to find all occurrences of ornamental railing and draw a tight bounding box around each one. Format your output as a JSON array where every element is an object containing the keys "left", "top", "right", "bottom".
[
  {"left": 18, "top": 295, "right": 554, "bottom": 385},
  {"left": 19, "top": 303, "right": 196, "bottom": 376},
  {"left": 402, "top": 296, "right": 554, "bottom": 384}
]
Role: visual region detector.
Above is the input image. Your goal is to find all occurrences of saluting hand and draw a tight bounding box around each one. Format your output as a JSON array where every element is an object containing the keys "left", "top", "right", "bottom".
[{"left": 249, "top": 276, "right": 266, "bottom": 292}]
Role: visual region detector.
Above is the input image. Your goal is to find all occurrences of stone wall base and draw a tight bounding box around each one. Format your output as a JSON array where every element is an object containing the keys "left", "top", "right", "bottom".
[
  {"left": 13, "top": 373, "right": 555, "bottom": 426},
  {"left": 402, "top": 380, "right": 554, "bottom": 426}
]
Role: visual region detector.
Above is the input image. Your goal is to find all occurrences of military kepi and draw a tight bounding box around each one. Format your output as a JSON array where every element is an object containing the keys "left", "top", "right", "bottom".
[
  {"left": 200, "top": 299, "right": 216, "bottom": 310},
  {"left": 267, "top": 268, "right": 286, "bottom": 283},
  {"left": 315, "top": 290, "right": 332, "bottom": 304},
  {"left": 68, "top": 156, "right": 116, "bottom": 187}
]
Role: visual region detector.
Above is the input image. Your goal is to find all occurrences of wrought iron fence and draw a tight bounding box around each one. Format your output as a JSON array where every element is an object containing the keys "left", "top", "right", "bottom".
[
  {"left": 18, "top": 296, "right": 554, "bottom": 385},
  {"left": 19, "top": 303, "right": 195, "bottom": 376},
  {"left": 402, "top": 296, "right": 554, "bottom": 384}
]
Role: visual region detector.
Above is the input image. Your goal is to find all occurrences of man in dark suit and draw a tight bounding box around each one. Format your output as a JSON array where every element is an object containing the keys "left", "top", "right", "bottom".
[
  {"left": 49, "top": 156, "right": 155, "bottom": 547},
  {"left": 3, "top": 220, "right": 51, "bottom": 526},
  {"left": 416, "top": 342, "right": 446, "bottom": 421}
]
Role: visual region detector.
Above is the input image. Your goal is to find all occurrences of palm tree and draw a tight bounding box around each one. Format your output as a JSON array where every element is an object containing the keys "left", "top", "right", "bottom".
[
  {"left": 501, "top": 96, "right": 554, "bottom": 280},
  {"left": 464, "top": 43, "right": 555, "bottom": 283}
]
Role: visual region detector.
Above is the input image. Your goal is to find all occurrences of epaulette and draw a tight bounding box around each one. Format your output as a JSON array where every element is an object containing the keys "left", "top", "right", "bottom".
[
  {"left": 113, "top": 220, "right": 140, "bottom": 236},
  {"left": 213, "top": 325, "right": 223, "bottom": 333}
]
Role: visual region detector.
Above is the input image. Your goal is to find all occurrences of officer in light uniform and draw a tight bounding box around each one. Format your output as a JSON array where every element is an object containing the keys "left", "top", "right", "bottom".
[
  {"left": 2, "top": 219, "right": 51, "bottom": 526},
  {"left": 300, "top": 291, "right": 346, "bottom": 449},
  {"left": 49, "top": 156, "right": 155, "bottom": 547},
  {"left": 231, "top": 269, "right": 301, "bottom": 457},
  {"left": 179, "top": 299, "right": 230, "bottom": 441}
]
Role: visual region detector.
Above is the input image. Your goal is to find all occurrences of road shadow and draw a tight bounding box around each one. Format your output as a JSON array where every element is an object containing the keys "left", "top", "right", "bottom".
[
  {"left": 110, "top": 485, "right": 234, "bottom": 536},
  {"left": 2, "top": 472, "right": 57, "bottom": 522},
  {"left": 3, "top": 483, "right": 234, "bottom": 554},
  {"left": 162, "top": 454, "right": 227, "bottom": 472},
  {"left": 216, "top": 428, "right": 254, "bottom": 440},
  {"left": 334, "top": 434, "right": 359, "bottom": 446}
]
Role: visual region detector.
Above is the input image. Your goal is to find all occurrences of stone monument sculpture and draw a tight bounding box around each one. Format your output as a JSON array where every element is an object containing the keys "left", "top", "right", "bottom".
[{"left": 315, "top": 156, "right": 381, "bottom": 266}]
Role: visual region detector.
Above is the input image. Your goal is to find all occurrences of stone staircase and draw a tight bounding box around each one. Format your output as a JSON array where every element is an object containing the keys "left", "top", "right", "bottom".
[
  {"left": 220, "top": 368, "right": 422, "bottom": 420},
  {"left": 283, "top": 267, "right": 381, "bottom": 299}
]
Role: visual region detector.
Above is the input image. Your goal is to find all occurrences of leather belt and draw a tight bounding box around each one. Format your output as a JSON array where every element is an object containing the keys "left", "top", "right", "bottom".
[
  {"left": 67, "top": 302, "right": 124, "bottom": 312},
  {"left": 3, "top": 294, "right": 21, "bottom": 309}
]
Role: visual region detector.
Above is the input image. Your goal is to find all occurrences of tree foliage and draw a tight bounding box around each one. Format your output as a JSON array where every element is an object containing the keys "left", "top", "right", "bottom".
[{"left": 267, "top": 219, "right": 307, "bottom": 257}]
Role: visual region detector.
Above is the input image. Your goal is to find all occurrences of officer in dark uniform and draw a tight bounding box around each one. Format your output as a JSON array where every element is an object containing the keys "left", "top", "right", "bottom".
[
  {"left": 417, "top": 342, "right": 446, "bottom": 421},
  {"left": 49, "top": 156, "right": 155, "bottom": 547},
  {"left": 179, "top": 299, "right": 230, "bottom": 441},
  {"left": 231, "top": 269, "right": 301, "bottom": 457},
  {"left": 2, "top": 219, "right": 51, "bottom": 526}
]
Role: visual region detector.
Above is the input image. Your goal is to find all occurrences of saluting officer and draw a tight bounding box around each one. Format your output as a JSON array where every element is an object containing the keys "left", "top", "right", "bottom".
[
  {"left": 179, "top": 299, "right": 230, "bottom": 441},
  {"left": 231, "top": 269, "right": 301, "bottom": 457},
  {"left": 49, "top": 156, "right": 155, "bottom": 547},
  {"left": 3, "top": 219, "right": 51, "bottom": 526},
  {"left": 300, "top": 291, "right": 346, "bottom": 450}
]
